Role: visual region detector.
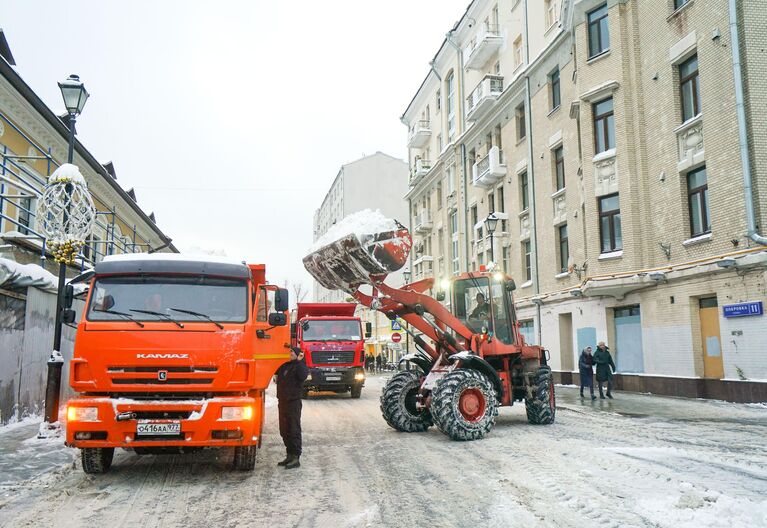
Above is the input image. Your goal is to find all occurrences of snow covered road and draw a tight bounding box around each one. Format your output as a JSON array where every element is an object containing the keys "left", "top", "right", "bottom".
[{"left": 1, "top": 376, "right": 765, "bottom": 528}]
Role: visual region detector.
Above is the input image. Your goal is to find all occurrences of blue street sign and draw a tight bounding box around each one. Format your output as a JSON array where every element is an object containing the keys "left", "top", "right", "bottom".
[
  {"left": 391, "top": 320, "right": 402, "bottom": 331},
  {"left": 722, "top": 301, "right": 763, "bottom": 318}
]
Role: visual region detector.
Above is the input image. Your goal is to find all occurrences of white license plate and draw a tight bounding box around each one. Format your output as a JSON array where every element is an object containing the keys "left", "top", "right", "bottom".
[
  {"left": 326, "top": 376, "right": 342, "bottom": 381},
  {"left": 136, "top": 421, "right": 181, "bottom": 435}
]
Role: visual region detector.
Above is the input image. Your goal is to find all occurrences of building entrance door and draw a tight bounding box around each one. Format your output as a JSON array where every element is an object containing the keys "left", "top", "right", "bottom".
[
  {"left": 699, "top": 297, "right": 723, "bottom": 379},
  {"left": 558, "top": 313, "right": 574, "bottom": 371},
  {"left": 614, "top": 305, "right": 643, "bottom": 373}
]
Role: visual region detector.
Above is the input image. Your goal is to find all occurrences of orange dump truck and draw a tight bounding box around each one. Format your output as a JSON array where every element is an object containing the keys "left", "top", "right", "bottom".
[{"left": 63, "top": 254, "right": 291, "bottom": 473}]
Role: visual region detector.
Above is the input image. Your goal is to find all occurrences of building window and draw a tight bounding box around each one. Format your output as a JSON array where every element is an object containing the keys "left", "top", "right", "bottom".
[
  {"left": 17, "top": 196, "right": 32, "bottom": 236},
  {"left": 436, "top": 183, "right": 443, "bottom": 209},
  {"left": 471, "top": 205, "right": 478, "bottom": 232},
  {"left": 554, "top": 145, "right": 565, "bottom": 190},
  {"left": 446, "top": 73, "right": 456, "bottom": 141},
  {"left": 679, "top": 54, "right": 700, "bottom": 122},
  {"left": 437, "top": 133, "right": 443, "bottom": 152},
  {"left": 513, "top": 36, "right": 524, "bottom": 68},
  {"left": 446, "top": 165, "right": 455, "bottom": 195},
  {"left": 516, "top": 104, "right": 526, "bottom": 140},
  {"left": 674, "top": 0, "right": 691, "bottom": 10},
  {"left": 593, "top": 97, "right": 615, "bottom": 154},
  {"left": 450, "top": 211, "right": 460, "bottom": 275},
  {"left": 502, "top": 246, "right": 510, "bottom": 273},
  {"left": 497, "top": 185, "right": 507, "bottom": 231},
  {"left": 520, "top": 171, "right": 529, "bottom": 211},
  {"left": 436, "top": 88, "right": 441, "bottom": 111},
  {"left": 598, "top": 193, "right": 622, "bottom": 253},
  {"left": 550, "top": 68, "right": 561, "bottom": 110},
  {"left": 519, "top": 319, "right": 535, "bottom": 344},
  {"left": 545, "top": 0, "right": 559, "bottom": 28},
  {"left": 587, "top": 4, "right": 610, "bottom": 58},
  {"left": 687, "top": 166, "right": 710, "bottom": 237},
  {"left": 488, "top": 192, "right": 495, "bottom": 213},
  {"left": 523, "top": 240, "right": 532, "bottom": 281},
  {"left": 558, "top": 224, "right": 569, "bottom": 273}
]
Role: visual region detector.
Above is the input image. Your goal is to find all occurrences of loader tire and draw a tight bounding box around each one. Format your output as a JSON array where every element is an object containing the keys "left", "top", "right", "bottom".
[
  {"left": 380, "top": 370, "right": 432, "bottom": 432},
  {"left": 431, "top": 369, "right": 498, "bottom": 441},
  {"left": 81, "top": 447, "right": 114, "bottom": 474},
  {"left": 233, "top": 445, "right": 257, "bottom": 471},
  {"left": 525, "top": 366, "right": 556, "bottom": 425}
]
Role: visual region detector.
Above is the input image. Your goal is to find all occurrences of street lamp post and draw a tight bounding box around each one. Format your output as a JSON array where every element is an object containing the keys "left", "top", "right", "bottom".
[
  {"left": 402, "top": 269, "right": 411, "bottom": 355},
  {"left": 484, "top": 213, "right": 499, "bottom": 267},
  {"left": 40, "top": 75, "right": 92, "bottom": 429}
]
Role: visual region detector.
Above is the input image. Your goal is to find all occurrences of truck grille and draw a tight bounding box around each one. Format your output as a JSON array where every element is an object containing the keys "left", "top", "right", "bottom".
[
  {"left": 311, "top": 351, "right": 355, "bottom": 364},
  {"left": 108, "top": 365, "right": 217, "bottom": 386}
]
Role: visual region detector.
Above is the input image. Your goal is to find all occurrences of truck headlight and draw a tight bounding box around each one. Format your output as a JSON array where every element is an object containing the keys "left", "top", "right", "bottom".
[
  {"left": 354, "top": 372, "right": 365, "bottom": 381},
  {"left": 67, "top": 406, "right": 98, "bottom": 422},
  {"left": 221, "top": 406, "right": 253, "bottom": 421},
  {"left": 306, "top": 374, "right": 313, "bottom": 381}
]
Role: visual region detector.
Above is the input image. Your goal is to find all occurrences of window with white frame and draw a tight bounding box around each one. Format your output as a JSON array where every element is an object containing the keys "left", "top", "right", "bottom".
[{"left": 446, "top": 72, "right": 456, "bottom": 141}]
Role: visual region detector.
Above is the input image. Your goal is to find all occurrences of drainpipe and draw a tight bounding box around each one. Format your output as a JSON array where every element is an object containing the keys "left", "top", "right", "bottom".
[
  {"left": 728, "top": 0, "right": 767, "bottom": 245},
  {"left": 522, "top": 0, "right": 543, "bottom": 345}
]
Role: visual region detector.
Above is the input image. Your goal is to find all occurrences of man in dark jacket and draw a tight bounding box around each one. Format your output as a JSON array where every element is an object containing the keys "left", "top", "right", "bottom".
[
  {"left": 276, "top": 347, "right": 309, "bottom": 469},
  {"left": 579, "top": 347, "right": 597, "bottom": 400},
  {"left": 593, "top": 341, "right": 616, "bottom": 399}
]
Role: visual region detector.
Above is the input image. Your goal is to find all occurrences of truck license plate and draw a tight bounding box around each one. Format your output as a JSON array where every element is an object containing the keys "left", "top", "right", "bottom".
[
  {"left": 136, "top": 421, "right": 181, "bottom": 435},
  {"left": 326, "top": 376, "right": 341, "bottom": 381}
]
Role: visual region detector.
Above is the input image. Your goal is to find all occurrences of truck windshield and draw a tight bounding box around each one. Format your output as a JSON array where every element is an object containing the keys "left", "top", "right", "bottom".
[
  {"left": 87, "top": 275, "right": 248, "bottom": 323},
  {"left": 301, "top": 320, "right": 361, "bottom": 341}
]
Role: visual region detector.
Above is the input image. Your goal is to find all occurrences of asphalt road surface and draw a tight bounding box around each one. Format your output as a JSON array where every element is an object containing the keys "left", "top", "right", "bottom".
[{"left": 1, "top": 375, "right": 765, "bottom": 528}]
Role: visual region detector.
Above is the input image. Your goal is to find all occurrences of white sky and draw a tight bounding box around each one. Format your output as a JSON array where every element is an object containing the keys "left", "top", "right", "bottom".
[{"left": 2, "top": 0, "right": 468, "bottom": 295}]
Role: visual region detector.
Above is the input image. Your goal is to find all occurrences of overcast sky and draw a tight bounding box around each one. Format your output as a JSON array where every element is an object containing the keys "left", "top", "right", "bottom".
[{"left": 2, "top": 0, "right": 468, "bottom": 295}]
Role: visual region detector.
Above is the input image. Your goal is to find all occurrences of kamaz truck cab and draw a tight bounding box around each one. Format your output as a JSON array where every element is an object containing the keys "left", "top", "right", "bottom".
[
  {"left": 64, "top": 253, "right": 291, "bottom": 473},
  {"left": 294, "top": 303, "right": 371, "bottom": 399}
]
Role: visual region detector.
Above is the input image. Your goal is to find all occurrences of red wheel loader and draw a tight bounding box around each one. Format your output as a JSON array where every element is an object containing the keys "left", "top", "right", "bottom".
[{"left": 303, "top": 218, "right": 554, "bottom": 441}]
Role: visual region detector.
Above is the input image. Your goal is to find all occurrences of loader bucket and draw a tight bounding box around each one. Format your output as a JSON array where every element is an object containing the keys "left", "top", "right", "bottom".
[{"left": 303, "top": 227, "right": 412, "bottom": 292}]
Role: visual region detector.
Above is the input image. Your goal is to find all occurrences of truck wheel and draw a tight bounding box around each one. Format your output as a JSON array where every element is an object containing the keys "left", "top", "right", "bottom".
[
  {"left": 431, "top": 369, "right": 498, "bottom": 441},
  {"left": 233, "top": 445, "right": 257, "bottom": 471},
  {"left": 380, "top": 370, "right": 432, "bottom": 432},
  {"left": 525, "top": 366, "right": 556, "bottom": 425},
  {"left": 350, "top": 384, "right": 362, "bottom": 399},
  {"left": 81, "top": 447, "right": 114, "bottom": 474}
]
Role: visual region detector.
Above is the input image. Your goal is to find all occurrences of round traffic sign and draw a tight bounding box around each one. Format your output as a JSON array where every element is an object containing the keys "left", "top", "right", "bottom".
[{"left": 391, "top": 332, "right": 402, "bottom": 343}]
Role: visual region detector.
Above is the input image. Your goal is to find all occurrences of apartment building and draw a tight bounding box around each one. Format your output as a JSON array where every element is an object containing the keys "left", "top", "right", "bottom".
[{"left": 401, "top": 0, "right": 767, "bottom": 401}]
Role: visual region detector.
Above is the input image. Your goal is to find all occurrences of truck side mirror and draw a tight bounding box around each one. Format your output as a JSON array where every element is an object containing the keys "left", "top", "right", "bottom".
[
  {"left": 62, "top": 308, "right": 76, "bottom": 324},
  {"left": 268, "top": 312, "right": 287, "bottom": 326},
  {"left": 365, "top": 322, "right": 372, "bottom": 338},
  {"left": 290, "top": 322, "right": 297, "bottom": 339},
  {"left": 63, "top": 284, "right": 75, "bottom": 308},
  {"left": 274, "top": 288, "right": 290, "bottom": 312},
  {"left": 506, "top": 280, "right": 517, "bottom": 292},
  {"left": 436, "top": 291, "right": 446, "bottom": 302}
]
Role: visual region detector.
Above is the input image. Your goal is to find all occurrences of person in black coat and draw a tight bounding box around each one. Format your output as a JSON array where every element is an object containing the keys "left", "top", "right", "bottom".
[
  {"left": 593, "top": 341, "right": 616, "bottom": 399},
  {"left": 579, "top": 347, "right": 597, "bottom": 400},
  {"left": 275, "top": 347, "right": 309, "bottom": 469}
]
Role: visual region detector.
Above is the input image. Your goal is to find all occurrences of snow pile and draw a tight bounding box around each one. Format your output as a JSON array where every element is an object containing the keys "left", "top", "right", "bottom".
[
  {"left": 47, "top": 163, "right": 86, "bottom": 185},
  {"left": 309, "top": 209, "right": 399, "bottom": 252},
  {"left": 0, "top": 258, "right": 58, "bottom": 293}
]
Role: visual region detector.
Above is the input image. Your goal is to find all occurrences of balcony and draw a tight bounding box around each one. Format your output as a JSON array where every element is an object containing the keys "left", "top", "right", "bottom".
[
  {"left": 414, "top": 211, "right": 433, "bottom": 234},
  {"left": 464, "top": 24, "right": 503, "bottom": 70},
  {"left": 466, "top": 75, "right": 503, "bottom": 123},
  {"left": 410, "top": 158, "right": 431, "bottom": 186},
  {"left": 407, "top": 119, "right": 432, "bottom": 149},
  {"left": 472, "top": 146, "right": 506, "bottom": 188}
]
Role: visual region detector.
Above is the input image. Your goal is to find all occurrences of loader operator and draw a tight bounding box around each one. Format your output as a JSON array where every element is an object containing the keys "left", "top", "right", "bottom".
[
  {"left": 275, "top": 346, "right": 309, "bottom": 469},
  {"left": 469, "top": 292, "right": 494, "bottom": 320}
]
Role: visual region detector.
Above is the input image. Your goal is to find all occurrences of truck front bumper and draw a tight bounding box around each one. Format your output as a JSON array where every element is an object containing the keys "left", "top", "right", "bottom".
[
  {"left": 65, "top": 394, "right": 262, "bottom": 449},
  {"left": 304, "top": 366, "right": 365, "bottom": 392}
]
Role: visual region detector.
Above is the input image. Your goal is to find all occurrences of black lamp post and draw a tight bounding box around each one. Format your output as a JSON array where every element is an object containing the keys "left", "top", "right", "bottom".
[
  {"left": 42, "top": 74, "right": 89, "bottom": 427},
  {"left": 484, "top": 213, "right": 499, "bottom": 266}
]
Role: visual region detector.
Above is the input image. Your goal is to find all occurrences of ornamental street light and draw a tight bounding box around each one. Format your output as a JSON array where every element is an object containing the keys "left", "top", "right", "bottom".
[
  {"left": 38, "top": 75, "right": 95, "bottom": 431},
  {"left": 484, "top": 213, "right": 499, "bottom": 266}
]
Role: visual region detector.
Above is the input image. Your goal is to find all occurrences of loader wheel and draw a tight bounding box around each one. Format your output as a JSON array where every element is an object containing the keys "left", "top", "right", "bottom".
[
  {"left": 232, "top": 445, "right": 257, "bottom": 471},
  {"left": 431, "top": 369, "right": 498, "bottom": 441},
  {"left": 81, "top": 447, "right": 114, "bottom": 474},
  {"left": 350, "top": 384, "right": 362, "bottom": 399},
  {"left": 380, "top": 370, "right": 432, "bottom": 432},
  {"left": 525, "top": 366, "right": 556, "bottom": 425}
]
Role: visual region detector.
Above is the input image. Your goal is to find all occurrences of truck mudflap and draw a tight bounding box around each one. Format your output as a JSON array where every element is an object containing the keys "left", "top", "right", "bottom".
[
  {"left": 304, "top": 366, "right": 365, "bottom": 392},
  {"left": 65, "top": 394, "right": 263, "bottom": 449}
]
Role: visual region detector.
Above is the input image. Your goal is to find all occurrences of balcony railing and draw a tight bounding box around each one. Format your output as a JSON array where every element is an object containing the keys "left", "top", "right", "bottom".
[
  {"left": 410, "top": 158, "right": 431, "bottom": 186},
  {"left": 407, "top": 119, "right": 432, "bottom": 149},
  {"left": 472, "top": 146, "right": 506, "bottom": 188},
  {"left": 466, "top": 75, "right": 503, "bottom": 122},
  {"left": 464, "top": 23, "right": 503, "bottom": 70}
]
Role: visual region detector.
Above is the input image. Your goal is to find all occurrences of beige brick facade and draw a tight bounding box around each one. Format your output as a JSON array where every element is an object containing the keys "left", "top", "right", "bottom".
[{"left": 401, "top": 0, "right": 767, "bottom": 391}]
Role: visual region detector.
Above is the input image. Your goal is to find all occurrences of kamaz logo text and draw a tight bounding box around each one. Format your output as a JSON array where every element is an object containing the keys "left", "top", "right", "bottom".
[{"left": 136, "top": 354, "right": 189, "bottom": 359}]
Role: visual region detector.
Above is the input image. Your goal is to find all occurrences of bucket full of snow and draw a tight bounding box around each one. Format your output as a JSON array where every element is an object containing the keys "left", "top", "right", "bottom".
[{"left": 303, "top": 210, "right": 411, "bottom": 292}]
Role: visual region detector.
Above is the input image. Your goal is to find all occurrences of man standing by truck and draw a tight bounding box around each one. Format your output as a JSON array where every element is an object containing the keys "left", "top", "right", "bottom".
[{"left": 276, "top": 347, "right": 309, "bottom": 469}]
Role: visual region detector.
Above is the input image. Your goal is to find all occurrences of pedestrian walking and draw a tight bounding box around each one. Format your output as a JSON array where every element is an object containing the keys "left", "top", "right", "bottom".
[
  {"left": 276, "top": 346, "right": 309, "bottom": 469},
  {"left": 593, "top": 341, "right": 616, "bottom": 399},
  {"left": 375, "top": 354, "right": 382, "bottom": 373},
  {"left": 579, "top": 346, "right": 597, "bottom": 400}
]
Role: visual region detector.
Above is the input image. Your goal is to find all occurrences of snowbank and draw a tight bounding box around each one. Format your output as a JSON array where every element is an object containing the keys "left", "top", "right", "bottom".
[
  {"left": 0, "top": 257, "right": 58, "bottom": 293},
  {"left": 309, "top": 209, "right": 399, "bottom": 252}
]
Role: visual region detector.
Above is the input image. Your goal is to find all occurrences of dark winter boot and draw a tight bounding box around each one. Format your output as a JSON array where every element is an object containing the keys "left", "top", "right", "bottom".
[
  {"left": 599, "top": 385, "right": 605, "bottom": 399},
  {"left": 590, "top": 390, "right": 597, "bottom": 401},
  {"left": 607, "top": 392, "right": 614, "bottom": 399},
  {"left": 277, "top": 453, "right": 291, "bottom": 466},
  {"left": 580, "top": 389, "right": 584, "bottom": 398},
  {"left": 284, "top": 456, "right": 300, "bottom": 469}
]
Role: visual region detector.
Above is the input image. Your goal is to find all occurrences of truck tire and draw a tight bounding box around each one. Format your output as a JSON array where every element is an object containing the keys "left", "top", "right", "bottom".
[
  {"left": 525, "top": 366, "right": 556, "bottom": 425},
  {"left": 380, "top": 370, "right": 432, "bottom": 432},
  {"left": 350, "top": 384, "right": 362, "bottom": 399},
  {"left": 233, "top": 445, "right": 257, "bottom": 471},
  {"left": 81, "top": 447, "right": 114, "bottom": 474},
  {"left": 431, "top": 369, "right": 498, "bottom": 441}
]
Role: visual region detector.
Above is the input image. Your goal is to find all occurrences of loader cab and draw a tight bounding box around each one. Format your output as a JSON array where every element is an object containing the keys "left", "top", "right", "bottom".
[{"left": 452, "top": 273, "right": 515, "bottom": 344}]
